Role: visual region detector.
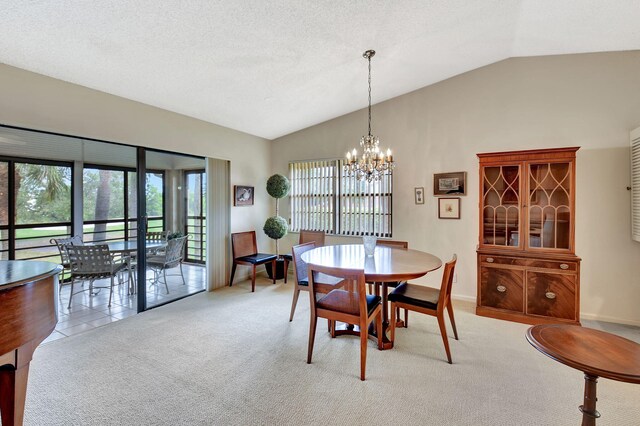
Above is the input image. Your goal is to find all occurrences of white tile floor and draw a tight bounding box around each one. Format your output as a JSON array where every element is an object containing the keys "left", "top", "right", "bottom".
[{"left": 43, "top": 263, "right": 205, "bottom": 343}]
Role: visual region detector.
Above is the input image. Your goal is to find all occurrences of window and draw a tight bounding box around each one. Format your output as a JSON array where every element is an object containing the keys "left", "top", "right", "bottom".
[
  {"left": 0, "top": 158, "right": 73, "bottom": 261},
  {"left": 83, "top": 166, "right": 165, "bottom": 243},
  {"left": 289, "top": 160, "right": 392, "bottom": 237}
]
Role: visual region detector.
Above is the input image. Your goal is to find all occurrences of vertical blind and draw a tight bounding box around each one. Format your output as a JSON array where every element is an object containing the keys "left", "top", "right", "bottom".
[
  {"left": 631, "top": 127, "right": 640, "bottom": 242},
  {"left": 289, "top": 160, "right": 392, "bottom": 237}
]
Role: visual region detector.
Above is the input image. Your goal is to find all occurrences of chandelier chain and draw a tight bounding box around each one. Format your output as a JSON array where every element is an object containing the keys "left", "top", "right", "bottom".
[{"left": 367, "top": 54, "right": 372, "bottom": 136}]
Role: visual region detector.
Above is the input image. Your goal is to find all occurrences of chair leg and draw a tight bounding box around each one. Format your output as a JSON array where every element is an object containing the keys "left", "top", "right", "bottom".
[
  {"left": 437, "top": 315, "right": 453, "bottom": 364},
  {"left": 162, "top": 269, "right": 169, "bottom": 294},
  {"left": 67, "top": 278, "right": 75, "bottom": 309},
  {"left": 376, "top": 311, "right": 383, "bottom": 350},
  {"left": 307, "top": 312, "right": 318, "bottom": 364},
  {"left": 389, "top": 303, "right": 397, "bottom": 345},
  {"left": 283, "top": 259, "right": 288, "bottom": 284},
  {"left": 447, "top": 302, "right": 459, "bottom": 340},
  {"left": 360, "top": 319, "right": 368, "bottom": 381},
  {"left": 229, "top": 262, "right": 237, "bottom": 286},
  {"left": 404, "top": 309, "right": 409, "bottom": 327},
  {"left": 271, "top": 260, "right": 276, "bottom": 284},
  {"left": 108, "top": 276, "right": 114, "bottom": 307},
  {"left": 251, "top": 265, "right": 256, "bottom": 292},
  {"left": 179, "top": 263, "right": 186, "bottom": 285},
  {"left": 289, "top": 287, "right": 300, "bottom": 322}
]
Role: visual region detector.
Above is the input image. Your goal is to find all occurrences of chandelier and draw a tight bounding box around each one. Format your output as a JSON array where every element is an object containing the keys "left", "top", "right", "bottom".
[{"left": 344, "top": 50, "right": 394, "bottom": 182}]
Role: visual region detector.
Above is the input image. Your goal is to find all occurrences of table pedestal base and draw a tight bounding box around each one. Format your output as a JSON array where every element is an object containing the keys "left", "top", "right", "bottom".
[
  {"left": 579, "top": 374, "right": 600, "bottom": 426},
  {"left": 331, "top": 322, "right": 394, "bottom": 350}
]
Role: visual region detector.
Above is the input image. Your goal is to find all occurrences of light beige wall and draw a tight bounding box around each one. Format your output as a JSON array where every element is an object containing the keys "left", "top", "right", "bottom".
[
  {"left": 272, "top": 51, "right": 640, "bottom": 325},
  {"left": 0, "top": 64, "right": 273, "bottom": 286}
]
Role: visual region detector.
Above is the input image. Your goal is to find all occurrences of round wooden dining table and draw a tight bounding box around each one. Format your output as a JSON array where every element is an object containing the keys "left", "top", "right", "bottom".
[{"left": 301, "top": 244, "right": 442, "bottom": 349}]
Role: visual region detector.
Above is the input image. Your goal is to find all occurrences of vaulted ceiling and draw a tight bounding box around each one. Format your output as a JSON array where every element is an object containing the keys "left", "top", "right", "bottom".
[{"left": 1, "top": 1, "right": 639, "bottom": 139}]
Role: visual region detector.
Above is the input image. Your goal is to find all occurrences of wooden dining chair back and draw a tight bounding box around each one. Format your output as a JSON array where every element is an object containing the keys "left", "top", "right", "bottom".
[
  {"left": 389, "top": 254, "right": 458, "bottom": 363},
  {"left": 299, "top": 230, "right": 326, "bottom": 246},
  {"left": 289, "top": 242, "right": 316, "bottom": 321},
  {"left": 230, "top": 231, "right": 276, "bottom": 292},
  {"left": 306, "top": 263, "right": 383, "bottom": 381},
  {"left": 290, "top": 242, "right": 345, "bottom": 322},
  {"left": 377, "top": 239, "right": 408, "bottom": 249}
]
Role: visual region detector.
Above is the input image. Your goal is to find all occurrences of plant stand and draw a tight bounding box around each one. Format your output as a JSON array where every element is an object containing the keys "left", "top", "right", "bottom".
[{"left": 265, "top": 257, "right": 289, "bottom": 282}]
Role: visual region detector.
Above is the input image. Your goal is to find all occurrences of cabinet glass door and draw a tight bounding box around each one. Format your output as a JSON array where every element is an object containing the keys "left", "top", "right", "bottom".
[
  {"left": 482, "top": 165, "right": 521, "bottom": 247},
  {"left": 527, "top": 162, "right": 571, "bottom": 250}
]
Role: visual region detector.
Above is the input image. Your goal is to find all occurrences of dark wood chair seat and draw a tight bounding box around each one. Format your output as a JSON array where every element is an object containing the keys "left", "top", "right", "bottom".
[
  {"left": 317, "top": 290, "right": 381, "bottom": 316},
  {"left": 230, "top": 231, "right": 276, "bottom": 292},
  {"left": 236, "top": 253, "right": 277, "bottom": 264},
  {"left": 388, "top": 283, "right": 439, "bottom": 310}
]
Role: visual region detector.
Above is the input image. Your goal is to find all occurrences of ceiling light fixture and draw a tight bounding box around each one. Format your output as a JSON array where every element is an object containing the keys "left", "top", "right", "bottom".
[{"left": 345, "top": 50, "right": 394, "bottom": 182}]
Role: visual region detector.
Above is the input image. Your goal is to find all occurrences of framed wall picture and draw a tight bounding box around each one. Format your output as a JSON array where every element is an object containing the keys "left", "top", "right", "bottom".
[
  {"left": 438, "top": 197, "right": 460, "bottom": 219},
  {"left": 234, "top": 185, "right": 254, "bottom": 206},
  {"left": 433, "top": 171, "right": 466, "bottom": 196},
  {"left": 414, "top": 187, "right": 425, "bottom": 204}
]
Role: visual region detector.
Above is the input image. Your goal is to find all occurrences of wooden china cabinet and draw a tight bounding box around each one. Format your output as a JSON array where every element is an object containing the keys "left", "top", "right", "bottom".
[{"left": 476, "top": 147, "right": 581, "bottom": 325}]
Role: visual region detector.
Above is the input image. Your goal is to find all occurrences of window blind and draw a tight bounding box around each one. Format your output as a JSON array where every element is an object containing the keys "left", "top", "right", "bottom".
[
  {"left": 289, "top": 160, "right": 392, "bottom": 237},
  {"left": 289, "top": 160, "right": 336, "bottom": 233}
]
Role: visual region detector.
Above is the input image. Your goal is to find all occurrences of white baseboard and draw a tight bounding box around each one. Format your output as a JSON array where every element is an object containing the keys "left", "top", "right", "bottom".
[
  {"left": 452, "top": 294, "right": 476, "bottom": 304},
  {"left": 580, "top": 312, "right": 640, "bottom": 327}
]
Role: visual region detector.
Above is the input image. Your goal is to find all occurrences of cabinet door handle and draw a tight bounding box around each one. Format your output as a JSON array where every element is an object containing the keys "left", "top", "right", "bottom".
[
  {"left": 559, "top": 263, "right": 569, "bottom": 270},
  {"left": 496, "top": 285, "right": 506, "bottom": 293},
  {"left": 486, "top": 257, "right": 494, "bottom": 263},
  {"left": 545, "top": 291, "right": 556, "bottom": 299}
]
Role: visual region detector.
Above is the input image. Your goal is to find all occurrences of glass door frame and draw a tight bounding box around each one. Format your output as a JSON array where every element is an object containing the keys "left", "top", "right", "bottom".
[{"left": 184, "top": 169, "right": 206, "bottom": 264}]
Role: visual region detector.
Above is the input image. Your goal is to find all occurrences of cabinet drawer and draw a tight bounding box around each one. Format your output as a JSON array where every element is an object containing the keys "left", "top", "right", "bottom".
[
  {"left": 480, "top": 266, "right": 524, "bottom": 312},
  {"left": 526, "top": 260, "right": 577, "bottom": 272},
  {"left": 526, "top": 271, "right": 577, "bottom": 320},
  {"left": 479, "top": 255, "right": 523, "bottom": 267}
]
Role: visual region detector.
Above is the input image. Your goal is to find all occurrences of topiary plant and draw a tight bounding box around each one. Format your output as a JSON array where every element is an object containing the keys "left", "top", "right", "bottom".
[{"left": 263, "top": 174, "right": 290, "bottom": 256}]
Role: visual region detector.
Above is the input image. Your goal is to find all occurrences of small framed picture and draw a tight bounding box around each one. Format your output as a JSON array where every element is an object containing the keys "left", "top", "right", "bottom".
[
  {"left": 234, "top": 185, "right": 254, "bottom": 206},
  {"left": 438, "top": 197, "right": 460, "bottom": 219},
  {"left": 414, "top": 187, "right": 425, "bottom": 204},
  {"left": 433, "top": 172, "right": 466, "bottom": 196}
]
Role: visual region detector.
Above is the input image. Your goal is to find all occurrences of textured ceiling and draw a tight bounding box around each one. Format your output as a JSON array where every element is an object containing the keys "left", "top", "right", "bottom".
[{"left": 0, "top": 1, "right": 639, "bottom": 140}]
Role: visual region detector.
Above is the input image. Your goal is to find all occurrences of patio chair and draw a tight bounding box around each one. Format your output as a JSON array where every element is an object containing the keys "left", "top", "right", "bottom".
[
  {"left": 147, "top": 235, "right": 188, "bottom": 294},
  {"left": 66, "top": 244, "right": 130, "bottom": 308},
  {"left": 50, "top": 235, "right": 84, "bottom": 293}
]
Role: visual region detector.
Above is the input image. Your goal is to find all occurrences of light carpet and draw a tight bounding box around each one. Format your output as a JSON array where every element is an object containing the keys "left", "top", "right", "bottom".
[{"left": 22, "top": 277, "right": 640, "bottom": 426}]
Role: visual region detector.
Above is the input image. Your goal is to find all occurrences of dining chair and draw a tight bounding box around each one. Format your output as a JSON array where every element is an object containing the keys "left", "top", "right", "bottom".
[
  {"left": 282, "top": 230, "right": 326, "bottom": 282},
  {"left": 299, "top": 229, "right": 325, "bottom": 246},
  {"left": 50, "top": 235, "right": 84, "bottom": 293},
  {"left": 66, "top": 244, "right": 130, "bottom": 308},
  {"left": 146, "top": 230, "right": 169, "bottom": 255},
  {"left": 307, "top": 263, "right": 383, "bottom": 381},
  {"left": 289, "top": 242, "right": 344, "bottom": 322},
  {"left": 147, "top": 235, "right": 188, "bottom": 294},
  {"left": 230, "top": 231, "right": 276, "bottom": 292},
  {"left": 389, "top": 254, "right": 458, "bottom": 363},
  {"left": 371, "top": 239, "right": 409, "bottom": 325}
]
